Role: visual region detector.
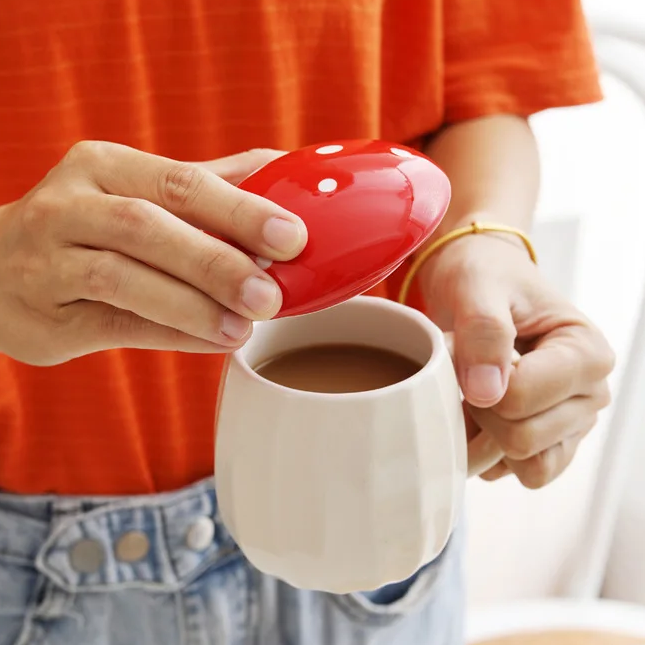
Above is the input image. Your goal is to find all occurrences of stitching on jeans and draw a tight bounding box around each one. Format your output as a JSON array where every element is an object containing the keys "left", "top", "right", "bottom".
[
  {"left": 9, "top": 588, "right": 39, "bottom": 645},
  {"left": 153, "top": 507, "right": 177, "bottom": 587},
  {"left": 0, "top": 552, "right": 38, "bottom": 566},
  {"left": 174, "top": 590, "right": 188, "bottom": 645},
  {"left": 11, "top": 574, "right": 63, "bottom": 645}
]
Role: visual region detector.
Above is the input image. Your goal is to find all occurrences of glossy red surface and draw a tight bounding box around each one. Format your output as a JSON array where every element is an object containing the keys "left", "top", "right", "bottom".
[{"left": 238, "top": 139, "right": 451, "bottom": 318}]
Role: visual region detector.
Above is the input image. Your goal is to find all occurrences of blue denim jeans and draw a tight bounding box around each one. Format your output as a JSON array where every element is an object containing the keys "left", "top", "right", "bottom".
[{"left": 0, "top": 478, "right": 464, "bottom": 644}]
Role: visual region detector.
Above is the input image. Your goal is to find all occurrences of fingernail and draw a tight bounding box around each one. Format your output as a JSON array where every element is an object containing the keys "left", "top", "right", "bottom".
[
  {"left": 221, "top": 311, "right": 251, "bottom": 341},
  {"left": 241, "top": 276, "right": 280, "bottom": 316},
  {"left": 465, "top": 365, "right": 504, "bottom": 404},
  {"left": 263, "top": 217, "right": 306, "bottom": 254}
]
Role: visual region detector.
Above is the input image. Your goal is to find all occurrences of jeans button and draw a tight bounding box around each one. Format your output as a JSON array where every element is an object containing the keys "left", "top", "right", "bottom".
[
  {"left": 186, "top": 516, "right": 215, "bottom": 552},
  {"left": 69, "top": 538, "right": 105, "bottom": 574},
  {"left": 115, "top": 531, "right": 150, "bottom": 563}
]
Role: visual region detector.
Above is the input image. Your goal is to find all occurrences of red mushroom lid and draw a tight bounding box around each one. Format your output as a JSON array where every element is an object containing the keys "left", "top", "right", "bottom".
[{"left": 238, "top": 139, "right": 451, "bottom": 318}]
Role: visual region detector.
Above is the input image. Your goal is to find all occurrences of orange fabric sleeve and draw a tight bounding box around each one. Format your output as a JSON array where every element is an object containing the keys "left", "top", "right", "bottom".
[{"left": 443, "top": 0, "right": 603, "bottom": 122}]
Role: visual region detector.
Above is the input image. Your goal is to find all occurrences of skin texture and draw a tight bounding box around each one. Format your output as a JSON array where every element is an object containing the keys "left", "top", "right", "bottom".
[
  {"left": 0, "top": 146, "right": 306, "bottom": 365},
  {"left": 419, "top": 115, "right": 615, "bottom": 488}
]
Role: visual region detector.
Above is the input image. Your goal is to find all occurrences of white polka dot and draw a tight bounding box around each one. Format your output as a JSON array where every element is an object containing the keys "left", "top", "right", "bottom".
[
  {"left": 315, "top": 145, "right": 344, "bottom": 155},
  {"left": 390, "top": 147, "right": 415, "bottom": 158},
  {"left": 317, "top": 178, "right": 338, "bottom": 193},
  {"left": 255, "top": 257, "right": 273, "bottom": 270}
]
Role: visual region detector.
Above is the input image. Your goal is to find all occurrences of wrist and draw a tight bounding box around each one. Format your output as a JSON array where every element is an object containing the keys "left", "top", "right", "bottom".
[
  {"left": 415, "top": 218, "right": 535, "bottom": 266},
  {"left": 398, "top": 220, "right": 536, "bottom": 312},
  {"left": 427, "top": 209, "right": 530, "bottom": 243},
  {"left": 408, "top": 222, "right": 537, "bottom": 298}
]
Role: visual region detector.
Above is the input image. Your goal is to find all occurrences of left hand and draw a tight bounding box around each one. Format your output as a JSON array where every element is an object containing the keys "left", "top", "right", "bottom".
[{"left": 419, "top": 231, "right": 615, "bottom": 488}]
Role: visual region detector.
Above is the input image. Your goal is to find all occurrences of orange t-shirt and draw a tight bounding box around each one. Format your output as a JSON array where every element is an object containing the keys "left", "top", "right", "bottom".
[{"left": 0, "top": 0, "right": 602, "bottom": 495}]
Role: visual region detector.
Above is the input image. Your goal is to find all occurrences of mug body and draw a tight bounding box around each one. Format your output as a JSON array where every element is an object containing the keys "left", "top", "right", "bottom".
[{"left": 215, "top": 296, "right": 466, "bottom": 593}]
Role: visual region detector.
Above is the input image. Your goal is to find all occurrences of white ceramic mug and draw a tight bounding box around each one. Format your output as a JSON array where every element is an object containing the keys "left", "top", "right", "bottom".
[{"left": 215, "top": 295, "right": 501, "bottom": 594}]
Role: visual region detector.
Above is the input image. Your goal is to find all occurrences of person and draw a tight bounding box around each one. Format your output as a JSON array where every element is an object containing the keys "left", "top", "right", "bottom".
[{"left": 0, "top": 1, "right": 615, "bottom": 643}]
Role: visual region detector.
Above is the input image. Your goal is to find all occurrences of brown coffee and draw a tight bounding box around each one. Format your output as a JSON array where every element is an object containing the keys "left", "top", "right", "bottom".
[
  {"left": 254, "top": 344, "right": 422, "bottom": 393},
  {"left": 474, "top": 631, "right": 645, "bottom": 645}
]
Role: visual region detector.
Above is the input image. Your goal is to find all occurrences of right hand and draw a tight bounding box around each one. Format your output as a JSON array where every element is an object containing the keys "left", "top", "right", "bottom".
[{"left": 0, "top": 142, "right": 307, "bottom": 366}]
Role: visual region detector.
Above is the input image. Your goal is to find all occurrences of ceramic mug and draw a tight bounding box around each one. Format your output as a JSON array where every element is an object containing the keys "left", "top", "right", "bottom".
[{"left": 215, "top": 295, "right": 502, "bottom": 594}]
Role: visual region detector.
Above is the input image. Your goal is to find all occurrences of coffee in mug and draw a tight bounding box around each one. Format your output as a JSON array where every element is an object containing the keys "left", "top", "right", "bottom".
[
  {"left": 215, "top": 296, "right": 469, "bottom": 593},
  {"left": 254, "top": 344, "right": 423, "bottom": 394}
]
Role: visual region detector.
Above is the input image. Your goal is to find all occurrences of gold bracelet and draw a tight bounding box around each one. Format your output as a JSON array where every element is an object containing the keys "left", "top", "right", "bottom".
[{"left": 397, "top": 222, "right": 538, "bottom": 305}]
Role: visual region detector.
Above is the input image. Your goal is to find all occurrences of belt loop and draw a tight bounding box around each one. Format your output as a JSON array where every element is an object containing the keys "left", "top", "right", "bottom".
[
  {"left": 35, "top": 499, "right": 85, "bottom": 619},
  {"left": 51, "top": 498, "right": 84, "bottom": 527}
]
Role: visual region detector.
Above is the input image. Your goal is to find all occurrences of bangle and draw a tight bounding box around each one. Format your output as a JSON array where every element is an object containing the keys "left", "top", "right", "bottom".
[{"left": 397, "top": 222, "right": 538, "bottom": 305}]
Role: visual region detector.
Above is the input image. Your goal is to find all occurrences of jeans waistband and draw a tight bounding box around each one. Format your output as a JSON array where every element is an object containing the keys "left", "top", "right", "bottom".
[{"left": 0, "top": 478, "right": 238, "bottom": 593}]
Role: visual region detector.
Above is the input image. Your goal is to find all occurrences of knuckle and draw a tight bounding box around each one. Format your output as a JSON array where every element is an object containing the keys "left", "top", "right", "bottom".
[
  {"left": 84, "top": 253, "right": 128, "bottom": 301},
  {"left": 98, "top": 305, "right": 121, "bottom": 336},
  {"left": 495, "top": 383, "right": 530, "bottom": 420},
  {"left": 581, "top": 327, "right": 616, "bottom": 378},
  {"left": 99, "top": 306, "right": 152, "bottom": 341},
  {"left": 157, "top": 163, "right": 205, "bottom": 211},
  {"left": 99, "top": 307, "right": 133, "bottom": 338},
  {"left": 196, "top": 243, "right": 233, "bottom": 285},
  {"left": 111, "top": 198, "right": 155, "bottom": 245},
  {"left": 226, "top": 190, "right": 255, "bottom": 233},
  {"left": 597, "top": 384, "right": 612, "bottom": 410},
  {"left": 461, "top": 313, "right": 514, "bottom": 337},
  {"left": 64, "top": 140, "right": 110, "bottom": 165},
  {"left": 500, "top": 423, "right": 539, "bottom": 460},
  {"left": 459, "top": 313, "right": 516, "bottom": 353},
  {"left": 247, "top": 147, "right": 273, "bottom": 157},
  {"left": 16, "top": 253, "right": 50, "bottom": 292},
  {"left": 595, "top": 339, "right": 617, "bottom": 377},
  {"left": 20, "top": 187, "right": 64, "bottom": 233},
  {"left": 517, "top": 452, "right": 554, "bottom": 490},
  {"left": 246, "top": 148, "right": 281, "bottom": 164}
]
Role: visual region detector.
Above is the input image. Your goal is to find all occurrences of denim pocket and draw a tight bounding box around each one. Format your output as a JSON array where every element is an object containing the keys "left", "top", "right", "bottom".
[
  {"left": 329, "top": 559, "right": 447, "bottom": 628},
  {"left": 328, "top": 528, "right": 464, "bottom": 631}
]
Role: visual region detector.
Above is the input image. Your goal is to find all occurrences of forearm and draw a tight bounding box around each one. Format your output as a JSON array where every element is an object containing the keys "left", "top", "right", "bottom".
[{"left": 423, "top": 115, "right": 540, "bottom": 236}]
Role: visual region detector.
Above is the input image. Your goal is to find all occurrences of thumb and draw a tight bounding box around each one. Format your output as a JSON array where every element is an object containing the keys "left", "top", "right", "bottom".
[
  {"left": 453, "top": 284, "right": 516, "bottom": 408},
  {"left": 196, "top": 149, "right": 286, "bottom": 185}
]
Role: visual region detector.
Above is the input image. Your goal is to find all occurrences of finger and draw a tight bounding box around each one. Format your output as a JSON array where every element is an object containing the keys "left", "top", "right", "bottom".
[
  {"left": 446, "top": 331, "right": 521, "bottom": 370},
  {"left": 467, "top": 431, "right": 505, "bottom": 477},
  {"left": 464, "top": 409, "right": 505, "bottom": 477},
  {"left": 62, "top": 302, "right": 240, "bottom": 357},
  {"left": 67, "top": 194, "right": 284, "bottom": 321},
  {"left": 468, "top": 392, "right": 605, "bottom": 460},
  {"left": 505, "top": 433, "right": 584, "bottom": 489},
  {"left": 452, "top": 278, "right": 516, "bottom": 407},
  {"left": 63, "top": 141, "right": 307, "bottom": 260},
  {"left": 479, "top": 462, "right": 512, "bottom": 482},
  {"left": 494, "top": 327, "right": 615, "bottom": 421},
  {"left": 197, "top": 149, "right": 286, "bottom": 185},
  {"left": 68, "top": 248, "right": 253, "bottom": 345}
]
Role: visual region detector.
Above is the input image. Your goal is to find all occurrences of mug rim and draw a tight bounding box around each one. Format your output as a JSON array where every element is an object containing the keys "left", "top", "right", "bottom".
[{"left": 230, "top": 296, "right": 448, "bottom": 400}]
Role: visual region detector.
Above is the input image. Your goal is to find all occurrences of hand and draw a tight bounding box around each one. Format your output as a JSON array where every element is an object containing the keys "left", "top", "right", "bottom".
[
  {"left": 420, "top": 232, "right": 615, "bottom": 488},
  {"left": 0, "top": 143, "right": 305, "bottom": 365}
]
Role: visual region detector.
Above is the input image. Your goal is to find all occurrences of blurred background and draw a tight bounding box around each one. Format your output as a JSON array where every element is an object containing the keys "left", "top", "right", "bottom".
[{"left": 466, "top": 0, "right": 645, "bottom": 639}]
